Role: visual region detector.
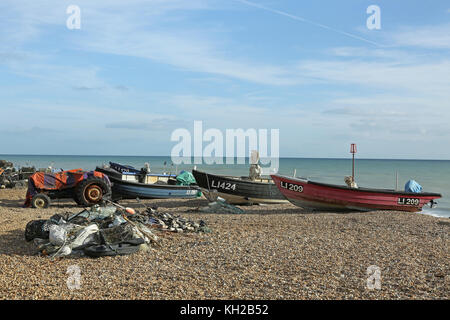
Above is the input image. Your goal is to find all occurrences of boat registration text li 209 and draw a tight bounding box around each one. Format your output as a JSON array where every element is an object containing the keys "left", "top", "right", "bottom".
[{"left": 280, "top": 181, "right": 304, "bottom": 193}]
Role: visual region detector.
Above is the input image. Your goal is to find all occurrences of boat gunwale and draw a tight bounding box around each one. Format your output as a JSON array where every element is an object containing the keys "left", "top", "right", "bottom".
[
  {"left": 192, "top": 169, "right": 275, "bottom": 185},
  {"left": 96, "top": 167, "right": 199, "bottom": 190}
]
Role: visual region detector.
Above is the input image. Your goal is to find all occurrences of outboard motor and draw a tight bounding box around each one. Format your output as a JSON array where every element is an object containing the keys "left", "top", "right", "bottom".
[{"left": 429, "top": 200, "right": 438, "bottom": 209}]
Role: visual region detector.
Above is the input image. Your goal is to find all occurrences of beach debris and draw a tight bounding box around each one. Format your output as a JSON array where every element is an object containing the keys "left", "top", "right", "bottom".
[
  {"left": 0, "top": 160, "right": 35, "bottom": 189},
  {"left": 0, "top": 160, "right": 13, "bottom": 168},
  {"left": 25, "top": 219, "right": 56, "bottom": 242},
  {"left": 143, "top": 208, "right": 211, "bottom": 233},
  {"left": 25, "top": 204, "right": 157, "bottom": 257},
  {"left": 203, "top": 189, "right": 219, "bottom": 202},
  {"left": 0, "top": 162, "right": 18, "bottom": 189},
  {"left": 197, "top": 197, "right": 245, "bottom": 214},
  {"left": 437, "top": 219, "right": 450, "bottom": 226},
  {"left": 24, "top": 201, "right": 210, "bottom": 258}
]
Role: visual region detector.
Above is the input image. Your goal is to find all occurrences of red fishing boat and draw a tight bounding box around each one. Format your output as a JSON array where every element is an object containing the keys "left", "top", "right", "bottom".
[{"left": 270, "top": 174, "right": 441, "bottom": 212}]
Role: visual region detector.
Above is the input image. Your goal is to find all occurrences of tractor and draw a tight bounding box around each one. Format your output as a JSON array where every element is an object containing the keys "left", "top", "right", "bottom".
[{"left": 24, "top": 169, "right": 112, "bottom": 208}]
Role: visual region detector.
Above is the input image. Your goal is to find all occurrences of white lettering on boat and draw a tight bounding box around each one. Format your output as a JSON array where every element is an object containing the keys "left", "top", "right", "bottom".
[
  {"left": 210, "top": 180, "right": 236, "bottom": 191},
  {"left": 280, "top": 181, "right": 304, "bottom": 193},
  {"left": 397, "top": 198, "right": 420, "bottom": 206}
]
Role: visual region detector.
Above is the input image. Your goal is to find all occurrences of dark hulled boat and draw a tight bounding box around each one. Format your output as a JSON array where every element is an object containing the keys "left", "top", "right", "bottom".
[
  {"left": 96, "top": 165, "right": 200, "bottom": 200},
  {"left": 192, "top": 169, "right": 287, "bottom": 205}
]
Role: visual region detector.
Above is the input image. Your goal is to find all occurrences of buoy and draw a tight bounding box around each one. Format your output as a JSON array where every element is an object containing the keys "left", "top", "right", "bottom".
[{"left": 125, "top": 207, "right": 135, "bottom": 215}]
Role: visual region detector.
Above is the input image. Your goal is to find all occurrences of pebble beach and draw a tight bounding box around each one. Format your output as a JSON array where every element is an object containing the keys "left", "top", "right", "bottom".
[{"left": 0, "top": 188, "right": 448, "bottom": 300}]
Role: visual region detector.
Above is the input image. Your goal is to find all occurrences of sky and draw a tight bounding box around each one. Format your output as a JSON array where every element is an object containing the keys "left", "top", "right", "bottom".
[{"left": 0, "top": 0, "right": 449, "bottom": 159}]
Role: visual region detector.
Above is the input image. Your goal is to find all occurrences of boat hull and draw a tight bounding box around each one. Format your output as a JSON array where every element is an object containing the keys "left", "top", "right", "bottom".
[
  {"left": 96, "top": 167, "right": 200, "bottom": 200},
  {"left": 192, "top": 169, "right": 288, "bottom": 205},
  {"left": 271, "top": 174, "right": 441, "bottom": 212}
]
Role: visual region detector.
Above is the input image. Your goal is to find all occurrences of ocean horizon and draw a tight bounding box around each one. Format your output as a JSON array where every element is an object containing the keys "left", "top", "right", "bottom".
[{"left": 1, "top": 154, "right": 449, "bottom": 218}]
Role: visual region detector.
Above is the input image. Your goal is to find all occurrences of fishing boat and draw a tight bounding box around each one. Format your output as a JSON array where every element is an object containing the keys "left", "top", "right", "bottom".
[
  {"left": 108, "top": 162, "right": 177, "bottom": 183},
  {"left": 270, "top": 174, "right": 441, "bottom": 212},
  {"left": 96, "top": 163, "right": 200, "bottom": 200},
  {"left": 192, "top": 169, "right": 288, "bottom": 204}
]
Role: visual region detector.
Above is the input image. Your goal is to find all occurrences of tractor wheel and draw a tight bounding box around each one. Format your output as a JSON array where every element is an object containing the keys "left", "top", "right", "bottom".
[
  {"left": 75, "top": 177, "right": 110, "bottom": 206},
  {"left": 31, "top": 193, "right": 51, "bottom": 209}
]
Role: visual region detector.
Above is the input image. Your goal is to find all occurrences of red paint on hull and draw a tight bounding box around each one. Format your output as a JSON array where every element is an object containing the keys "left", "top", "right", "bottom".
[{"left": 271, "top": 175, "right": 441, "bottom": 212}]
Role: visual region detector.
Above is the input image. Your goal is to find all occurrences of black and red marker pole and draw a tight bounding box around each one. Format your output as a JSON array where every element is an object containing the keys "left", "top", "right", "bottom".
[{"left": 350, "top": 143, "right": 357, "bottom": 181}]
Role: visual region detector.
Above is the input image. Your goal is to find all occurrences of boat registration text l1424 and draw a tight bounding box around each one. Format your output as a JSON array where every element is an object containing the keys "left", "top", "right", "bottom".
[{"left": 210, "top": 180, "right": 236, "bottom": 191}]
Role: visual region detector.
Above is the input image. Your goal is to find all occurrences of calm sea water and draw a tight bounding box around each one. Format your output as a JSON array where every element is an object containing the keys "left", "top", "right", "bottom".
[{"left": 2, "top": 154, "right": 449, "bottom": 218}]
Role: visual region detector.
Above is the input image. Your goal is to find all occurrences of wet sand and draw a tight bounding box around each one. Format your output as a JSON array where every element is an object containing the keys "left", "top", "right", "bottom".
[{"left": 0, "top": 188, "right": 448, "bottom": 299}]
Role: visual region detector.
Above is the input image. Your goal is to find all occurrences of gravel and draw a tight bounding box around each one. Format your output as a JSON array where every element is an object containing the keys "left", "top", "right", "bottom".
[{"left": 0, "top": 188, "right": 448, "bottom": 300}]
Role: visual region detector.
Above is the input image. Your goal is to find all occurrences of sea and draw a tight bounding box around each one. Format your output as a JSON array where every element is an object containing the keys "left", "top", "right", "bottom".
[{"left": 1, "top": 154, "right": 449, "bottom": 218}]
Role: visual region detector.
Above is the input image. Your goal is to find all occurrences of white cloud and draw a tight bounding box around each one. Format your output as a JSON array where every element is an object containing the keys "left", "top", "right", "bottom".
[
  {"left": 0, "top": 0, "right": 301, "bottom": 86},
  {"left": 390, "top": 23, "right": 450, "bottom": 49},
  {"left": 2, "top": 1, "right": 450, "bottom": 89},
  {"left": 295, "top": 58, "right": 450, "bottom": 96},
  {"left": 79, "top": 29, "right": 297, "bottom": 86}
]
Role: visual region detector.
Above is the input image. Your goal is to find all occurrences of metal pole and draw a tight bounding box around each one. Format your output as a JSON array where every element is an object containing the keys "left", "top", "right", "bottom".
[{"left": 352, "top": 154, "right": 355, "bottom": 180}]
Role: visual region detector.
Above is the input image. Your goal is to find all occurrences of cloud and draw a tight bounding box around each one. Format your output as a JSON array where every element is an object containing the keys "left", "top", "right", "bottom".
[
  {"left": 72, "top": 85, "right": 130, "bottom": 91},
  {"left": 72, "top": 86, "right": 102, "bottom": 91},
  {"left": 0, "top": 0, "right": 300, "bottom": 86},
  {"left": 0, "top": 126, "right": 60, "bottom": 136},
  {"left": 0, "top": 51, "right": 28, "bottom": 63},
  {"left": 114, "top": 85, "right": 129, "bottom": 91},
  {"left": 234, "top": 0, "right": 382, "bottom": 47},
  {"left": 329, "top": 47, "right": 412, "bottom": 61},
  {"left": 323, "top": 107, "right": 406, "bottom": 117},
  {"left": 105, "top": 118, "right": 187, "bottom": 130},
  {"left": 2, "top": 0, "right": 449, "bottom": 89},
  {"left": 295, "top": 58, "right": 450, "bottom": 96},
  {"left": 78, "top": 29, "right": 298, "bottom": 86},
  {"left": 390, "top": 23, "right": 450, "bottom": 49}
]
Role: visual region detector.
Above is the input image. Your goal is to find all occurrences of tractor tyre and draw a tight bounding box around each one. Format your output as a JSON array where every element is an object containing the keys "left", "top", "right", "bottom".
[
  {"left": 31, "top": 193, "right": 51, "bottom": 209},
  {"left": 75, "top": 177, "right": 110, "bottom": 206}
]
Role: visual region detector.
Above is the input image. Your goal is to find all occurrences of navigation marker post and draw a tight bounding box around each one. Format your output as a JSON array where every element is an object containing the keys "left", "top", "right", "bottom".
[{"left": 350, "top": 143, "right": 357, "bottom": 181}]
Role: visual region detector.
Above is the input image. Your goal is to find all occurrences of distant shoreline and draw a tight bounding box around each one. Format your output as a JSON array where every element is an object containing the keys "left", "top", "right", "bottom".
[{"left": 1, "top": 154, "right": 450, "bottom": 161}]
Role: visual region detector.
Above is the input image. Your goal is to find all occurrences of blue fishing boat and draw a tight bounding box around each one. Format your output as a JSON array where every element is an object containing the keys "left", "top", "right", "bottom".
[{"left": 96, "top": 163, "right": 200, "bottom": 200}]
